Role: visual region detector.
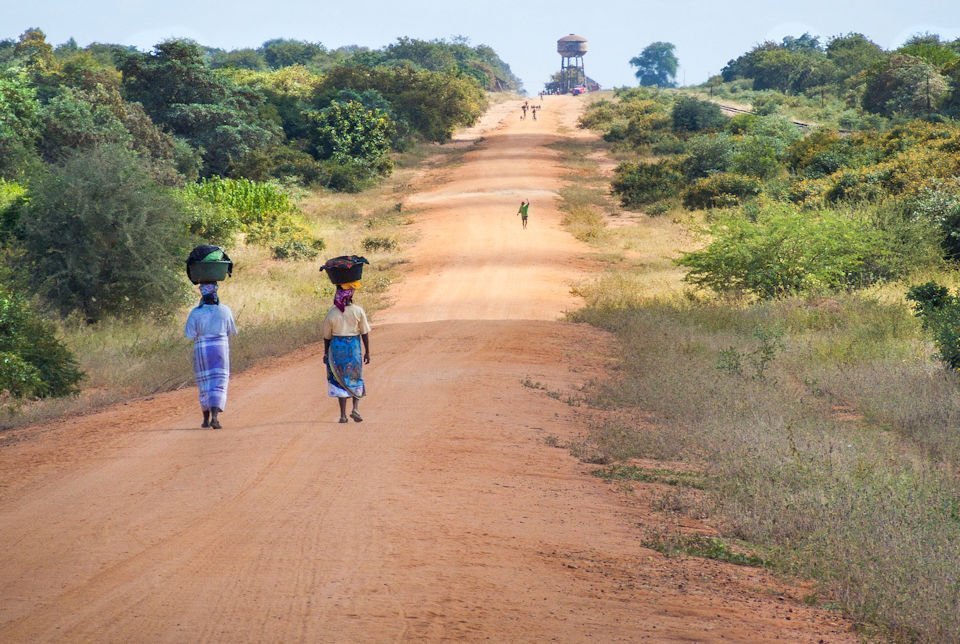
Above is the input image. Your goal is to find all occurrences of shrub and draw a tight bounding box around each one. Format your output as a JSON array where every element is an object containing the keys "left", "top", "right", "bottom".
[
  {"left": 680, "top": 133, "right": 734, "bottom": 179},
  {"left": 185, "top": 176, "right": 323, "bottom": 256},
  {"left": 682, "top": 172, "right": 762, "bottom": 209},
  {"left": 19, "top": 144, "right": 193, "bottom": 321},
  {"left": 271, "top": 235, "right": 324, "bottom": 260},
  {"left": 677, "top": 203, "right": 902, "bottom": 298},
  {"left": 361, "top": 236, "right": 397, "bottom": 252},
  {"left": 672, "top": 96, "right": 726, "bottom": 133},
  {"left": 907, "top": 281, "right": 960, "bottom": 369},
  {"left": 0, "top": 288, "right": 83, "bottom": 402},
  {"left": 611, "top": 160, "right": 682, "bottom": 209}
]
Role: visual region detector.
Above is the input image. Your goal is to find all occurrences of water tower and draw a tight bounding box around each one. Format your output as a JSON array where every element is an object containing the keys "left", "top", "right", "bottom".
[{"left": 557, "top": 34, "right": 588, "bottom": 93}]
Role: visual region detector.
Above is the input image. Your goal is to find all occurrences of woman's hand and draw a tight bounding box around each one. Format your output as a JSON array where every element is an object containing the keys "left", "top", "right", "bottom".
[
  {"left": 322, "top": 354, "right": 328, "bottom": 364},
  {"left": 363, "top": 353, "right": 370, "bottom": 364}
]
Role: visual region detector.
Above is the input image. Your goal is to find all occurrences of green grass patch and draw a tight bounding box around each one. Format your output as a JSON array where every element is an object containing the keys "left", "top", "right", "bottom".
[
  {"left": 643, "top": 533, "right": 767, "bottom": 567},
  {"left": 592, "top": 464, "right": 707, "bottom": 489}
]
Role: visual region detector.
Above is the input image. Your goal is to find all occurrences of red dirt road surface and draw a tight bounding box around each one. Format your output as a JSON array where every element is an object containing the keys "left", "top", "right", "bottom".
[{"left": 0, "top": 96, "right": 855, "bottom": 642}]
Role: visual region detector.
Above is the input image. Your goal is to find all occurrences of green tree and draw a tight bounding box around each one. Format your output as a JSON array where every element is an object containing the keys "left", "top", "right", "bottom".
[
  {"left": 119, "top": 39, "right": 280, "bottom": 176},
  {"left": 826, "top": 33, "right": 886, "bottom": 82},
  {"left": 260, "top": 39, "right": 326, "bottom": 69},
  {"left": 0, "top": 67, "right": 42, "bottom": 178},
  {"left": 0, "top": 288, "right": 83, "bottom": 401},
  {"left": 862, "top": 54, "right": 949, "bottom": 117},
  {"left": 19, "top": 144, "right": 193, "bottom": 320},
  {"left": 630, "top": 42, "right": 678, "bottom": 88},
  {"left": 671, "top": 95, "right": 725, "bottom": 132}
]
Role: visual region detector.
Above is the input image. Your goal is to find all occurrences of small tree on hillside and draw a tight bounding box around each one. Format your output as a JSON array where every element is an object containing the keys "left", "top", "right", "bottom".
[{"left": 630, "top": 42, "right": 678, "bottom": 88}]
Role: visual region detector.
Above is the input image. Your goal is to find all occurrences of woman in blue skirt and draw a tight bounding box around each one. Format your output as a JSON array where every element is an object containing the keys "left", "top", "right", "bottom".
[
  {"left": 184, "top": 283, "right": 238, "bottom": 429},
  {"left": 322, "top": 283, "right": 371, "bottom": 423}
]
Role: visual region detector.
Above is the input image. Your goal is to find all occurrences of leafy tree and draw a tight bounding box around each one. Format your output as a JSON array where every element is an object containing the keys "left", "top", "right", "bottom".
[
  {"left": 680, "top": 133, "right": 735, "bottom": 179},
  {"left": 898, "top": 34, "right": 960, "bottom": 69},
  {"left": 826, "top": 33, "right": 886, "bottom": 83},
  {"left": 310, "top": 100, "right": 393, "bottom": 174},
  {"left": 118, "top": 39, "right": 281, "bottom": 176},
  {"left": 671, "top": 95, "right": 725, "bottom": 132},
  {"left": 862, "top": 54, "right": 949, "bottom": 117},
  {"left": 0, "top": 67, "right": 42, "bottom": 178},
  {"left": 320, "top": 64, "right": 486, "bottom": 143},
  {"left": 260, "top": 39, "right": 326, "bottom": 69},
  {"left": 18, "top": 144, "right": 194, "bottom": 320},
  {"left": 209, "top": 48, "right": 267, "bottom": 71},
  {"left": 0, "top": 288, "right": 83, "bottom": 402},
  {"left": 630, "top": 42, "right": 678, "bottom": 88}
]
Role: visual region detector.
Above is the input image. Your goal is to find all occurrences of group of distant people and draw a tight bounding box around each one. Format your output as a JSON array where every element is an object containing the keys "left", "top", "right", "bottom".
[{"left": 520, "top": 98, "right": 542, "bottom": 121}]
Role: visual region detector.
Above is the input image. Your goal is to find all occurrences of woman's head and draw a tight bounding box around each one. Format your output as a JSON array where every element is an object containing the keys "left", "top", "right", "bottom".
[
  {"left": 334, "top": 285, "right": 354, "bottom": 312},
  {"left": 199, "top": 282, "right": 219, "bottom": 305}
]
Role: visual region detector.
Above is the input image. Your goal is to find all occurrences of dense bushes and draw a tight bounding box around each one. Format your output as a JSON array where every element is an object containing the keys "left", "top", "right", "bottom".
[
  {"left": 907, "top": 281, "right": 960, "bottom": 369},
  {"left": 681, "top": 173, "right": 762, "bottom": 209},
  {"left": 611, "top": 160, "right": 681, "bottom": 208},
  {"left": 185, "top": 177, "right": 322, "bottom": 259},
  {"left": 677, "top": 203, "right": 914, "bottom": 298},
  {"left": 0, "top": 288, "right": 83, "bottom": 403}
]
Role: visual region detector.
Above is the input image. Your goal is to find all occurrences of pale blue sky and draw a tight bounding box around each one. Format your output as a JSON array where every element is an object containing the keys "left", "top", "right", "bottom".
[{"left": 4, "top": 0, "right": 960, "bottom": 91}]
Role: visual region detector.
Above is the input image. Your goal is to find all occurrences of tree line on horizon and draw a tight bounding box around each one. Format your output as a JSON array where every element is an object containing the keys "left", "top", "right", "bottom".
[
  {"left": 0, "top": 28, "right": 521, "bottom": 405},
  {"left": 633, "top": 32, "right": 960, "bottom": 120}
]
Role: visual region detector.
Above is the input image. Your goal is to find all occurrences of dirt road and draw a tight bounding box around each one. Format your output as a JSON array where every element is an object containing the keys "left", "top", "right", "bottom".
[{"left": 0, "top": 97, "right": 854, "bottom": 642}]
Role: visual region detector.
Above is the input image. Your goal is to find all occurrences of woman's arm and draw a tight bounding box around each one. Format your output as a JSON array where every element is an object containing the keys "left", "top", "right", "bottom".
[
  {"left": 323, "top": 337, "right": 331, "bottom": 363},
  {"left": 361, "top": 333, "right": 370, "bottom": 364}
]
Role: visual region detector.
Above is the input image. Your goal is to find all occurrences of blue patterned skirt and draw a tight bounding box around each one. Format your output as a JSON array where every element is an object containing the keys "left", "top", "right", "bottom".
[
  {"left": 193, "top": 335, "right": 230, "bottom": 411},
  {"left": 327, "top": 335, "right": 365, "bottom": 398}
]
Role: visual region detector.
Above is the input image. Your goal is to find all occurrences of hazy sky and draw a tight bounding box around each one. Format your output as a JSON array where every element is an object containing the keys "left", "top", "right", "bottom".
[{"left": 4, "top": 0, "right": 960, "bottom": 91}]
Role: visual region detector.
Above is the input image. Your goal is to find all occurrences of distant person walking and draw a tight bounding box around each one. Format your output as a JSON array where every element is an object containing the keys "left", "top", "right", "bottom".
[
  {"left": 184, "top": 283, "right": 238, "bottom": 429},
  {"left": 517, "top": 199, "right": 530, "bottom": 229},
  {"left": 531, "top": 105, "right": 539, "bottom": 120},
  {"left": 322, "top": 284, "right": 371, "bottom": 423},
  {"left": 521, "top": 101, "right": 528, "bottom": 120}
]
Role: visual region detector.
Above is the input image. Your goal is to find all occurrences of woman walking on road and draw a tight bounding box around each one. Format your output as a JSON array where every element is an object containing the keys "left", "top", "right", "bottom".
[
  {"left": 322, "top": 283, "right": 371, "bottom": 423},
  {"left": 184, "top": 283, "right": 238, "bottom": 429}
]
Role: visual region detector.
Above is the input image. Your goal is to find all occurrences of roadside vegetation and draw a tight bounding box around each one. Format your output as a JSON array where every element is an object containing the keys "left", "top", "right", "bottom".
[
  {"left": 565, "top": 30, "right": 960, "bottom": 641},
  {"left": 0, "top": 27, "right": 518, "bottom": 422}
]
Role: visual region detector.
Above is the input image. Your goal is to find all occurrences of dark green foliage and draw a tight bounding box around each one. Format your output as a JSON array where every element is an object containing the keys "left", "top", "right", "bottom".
[
  {"left": 630, "top": 42, "right": 678, "bottom": 88},
  {"left": 682, "top": 172, "right": 762, "bottom": 209},
  {"left": 0, "top": 287, "right": 83, "bottom": 401},
  {"left": 0, "top": 67, "right": 42, "bottom": 178},
  {"left": 611, "top": 160, "right": 682, "bottom": 209},
  {"left": 671, "top": 96, "right": 725, "bottom": 133},
  {"left": 319, "top": 64, "right": 486, "bottom": 144},
  {"left": 118, "top": 39, "right": 281, "bottom": 176},
  {"left": 18, "top": 145, "right": 193, "bottom": 320},
  {"left": 680, "top": 133, "right": 734, "bottom": 179},
  {"left": 862, "top": 54, "right": 949, "bottom": 117},
  {"left": 907, "top": 281, "right": 960, "bottom": 369},
  {"left": 260, "top": 39, "right": 326, "bottom": 69}
]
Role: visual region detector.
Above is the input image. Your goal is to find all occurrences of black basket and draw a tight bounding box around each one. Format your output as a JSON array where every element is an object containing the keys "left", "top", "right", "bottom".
[
  {"left": 186, "top": 245, "right": 234, "bottom": 284},
  {"left": 320, "top": 255, "right": 369, "bottom": 284}
]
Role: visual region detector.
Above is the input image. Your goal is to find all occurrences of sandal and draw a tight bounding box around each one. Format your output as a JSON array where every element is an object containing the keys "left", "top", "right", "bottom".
[
  {"left": 350, "top": 410, "right": 363, "bottom": 423},
  {"left": 339, "top": 417, "right": 349, "bottom": 423}
]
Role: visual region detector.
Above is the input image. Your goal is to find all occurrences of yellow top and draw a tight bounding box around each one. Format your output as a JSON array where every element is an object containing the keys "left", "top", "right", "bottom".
[
  {"left": 338, "top": 280, "right": 362, "bottom": 290},
  {"left": 322, "top": 304, "right": 371, "bottom": 338}
]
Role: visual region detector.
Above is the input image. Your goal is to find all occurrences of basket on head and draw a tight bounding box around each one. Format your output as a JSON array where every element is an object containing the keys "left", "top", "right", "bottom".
[
  {"left": 187, "top": 245, "right": 234, "bottom": 284},
  {"left": 319, "top": 255, "right": 369, "bottom": 285}
]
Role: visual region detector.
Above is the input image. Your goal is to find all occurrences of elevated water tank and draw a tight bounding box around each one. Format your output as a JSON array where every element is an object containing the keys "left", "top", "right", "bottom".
[{"left": 557, "top": 34, "right": 588, "bottom": 57}]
